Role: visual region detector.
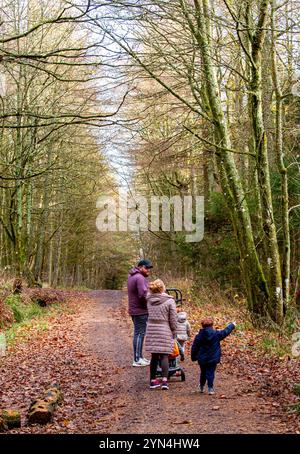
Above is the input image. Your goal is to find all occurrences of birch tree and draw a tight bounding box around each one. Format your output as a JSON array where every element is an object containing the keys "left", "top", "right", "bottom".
[{"left": 93, "top": 0, "right": 300, "bottom": 323}]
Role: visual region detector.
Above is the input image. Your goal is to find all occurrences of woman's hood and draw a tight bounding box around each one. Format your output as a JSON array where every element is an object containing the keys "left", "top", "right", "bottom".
[{"left": 146, "top": 292, "right": 173, "bottom": 306}]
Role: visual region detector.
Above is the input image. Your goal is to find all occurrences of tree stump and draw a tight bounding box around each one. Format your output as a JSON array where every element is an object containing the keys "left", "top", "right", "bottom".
[
  {"left": 1, "top": 409, "right": 21, "bottom": 429},
  {"left": 28, "top": 401, "right": 55, "bottom": 425},
  {"left": 28, "top": 384, "right": 63, "bottom": 425},
  {"left": 0, "top": 416, "right": 8, "bottom": 432},
  {"left": 43, "top": 385, "right": 63, "bottom": 406},
  {"left": 12, "top": 278, "right": 23, "bottom": 294}
]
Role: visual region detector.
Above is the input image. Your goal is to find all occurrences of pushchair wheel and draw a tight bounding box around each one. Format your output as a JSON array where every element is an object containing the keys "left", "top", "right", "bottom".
[{"left": 181, "top": 370, "right": 186, "bottom": 382}]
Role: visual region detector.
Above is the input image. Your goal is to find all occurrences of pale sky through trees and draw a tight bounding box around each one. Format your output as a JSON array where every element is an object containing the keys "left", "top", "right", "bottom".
[{"left": 0, "top": 0, "right": 299, "bottom": 322}]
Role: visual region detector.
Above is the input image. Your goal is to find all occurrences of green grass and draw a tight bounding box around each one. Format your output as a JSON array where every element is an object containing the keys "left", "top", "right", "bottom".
[
  {"left": 286, "top": 402, "right": 300, "bottom": 414},
  {"left": 1, "top": 295, "right": 73, "bottom": 348},
  {"left": 5, "top": 294, "right": 44, "bottom": 323},
  {"left": 282, "top": 306, "right": 300, "bottom": 337},
  {"left": 236, "top": 320, "right": 253, "bottom": 331},
  {"left": 46, "top": 302, "right": 75, "bottom": 315},
  {"left": 293, "top": 383, "right": 300, "bottom": 396},
  {"left": 5, "top": 319, "right": 49, "bottom": 345},
  {"left": 259, "top": 335, "right": 290, "bottom": 357},
  {"left": 56, "top": 284, "right": 91, "bottom": 291},
  {"left": 0, "top": 281, "right": 13, "bottom": 291}
]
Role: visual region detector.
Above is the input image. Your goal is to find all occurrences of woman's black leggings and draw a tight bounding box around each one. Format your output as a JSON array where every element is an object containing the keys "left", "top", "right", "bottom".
[{"left": 150, "top": 353, "right": 169, "bottom": 380}]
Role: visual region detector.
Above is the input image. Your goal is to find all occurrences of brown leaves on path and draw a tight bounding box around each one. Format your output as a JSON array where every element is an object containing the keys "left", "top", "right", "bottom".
[
  {"left": 184, "top": 300, "right": 300, "bottom": 433},
  {"left": 0, "top": 292, "right": 121, "bottom": 433},
  {"left": 1, "top": 288, "right": 299, "bottom": 434}
]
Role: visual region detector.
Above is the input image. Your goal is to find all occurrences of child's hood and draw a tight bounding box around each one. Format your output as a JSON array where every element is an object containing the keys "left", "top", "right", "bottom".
[
  {"left": 177, "top": 311, "right": 187, "bottom": 322},
  {"left": 200, "top": 327, "right": 216, "bottom": 341}
]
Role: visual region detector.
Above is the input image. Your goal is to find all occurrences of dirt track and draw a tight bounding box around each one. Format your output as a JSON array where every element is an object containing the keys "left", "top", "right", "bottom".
[
  {"left": 0, "top": 289, "right": 293, "bottom": 434},
  {"left": 82, "top": 290, "right": 289, "bottom": 434}
]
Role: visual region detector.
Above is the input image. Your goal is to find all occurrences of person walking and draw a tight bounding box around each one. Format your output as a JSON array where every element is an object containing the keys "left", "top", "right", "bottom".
[
  {"left": 127, "top": 259, "right": 153, "bottom": 367},
  {"left": 191, "top": 317, "right": 236, "bottom": 394},
  {"left": 145, "top": 279, "right": 177, "bottom": 390},
  {"left": 176, "top": 310, "right": 191, "bottom": 353}
]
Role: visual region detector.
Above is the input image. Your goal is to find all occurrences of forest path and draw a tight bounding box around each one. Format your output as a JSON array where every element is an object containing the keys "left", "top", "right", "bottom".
[
  {"left": 83, "top": 290, "right": 288, "bottom": 434},
  {"left": 0, "top": 289, "right": 291, "bottom": 434}
]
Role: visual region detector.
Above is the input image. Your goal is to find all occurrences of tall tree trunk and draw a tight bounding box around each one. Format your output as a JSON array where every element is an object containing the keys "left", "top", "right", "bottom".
[
  {"left": 33, "top": 150, "right": 51, "bottom": 283},
  {"left": 48, "top": 211, "right": 53, "bottom": 286},
  {"left": 248, "top": 0, "right": 283, "bottom": 323},
  {"left": 271, "top": 0, "right": 290, "bottom": 308},
  {"left": 191, "top": 0, "right": 270, "bottom": 318}
]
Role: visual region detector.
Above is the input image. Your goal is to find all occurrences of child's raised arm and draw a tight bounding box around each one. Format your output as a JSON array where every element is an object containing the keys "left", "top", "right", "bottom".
[{"left": 216, "top": 322, "right": 236, "bottom": 341}]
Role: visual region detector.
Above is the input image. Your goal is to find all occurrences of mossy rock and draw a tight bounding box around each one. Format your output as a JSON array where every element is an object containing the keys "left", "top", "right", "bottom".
[{"left": 1, "top": 409, "right": 21, "bottom": 429}]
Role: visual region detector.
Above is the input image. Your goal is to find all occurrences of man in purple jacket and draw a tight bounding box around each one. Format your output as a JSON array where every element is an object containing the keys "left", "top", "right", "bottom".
[{"left": 128, "top": 259, "right": 153, "bottom": 366}]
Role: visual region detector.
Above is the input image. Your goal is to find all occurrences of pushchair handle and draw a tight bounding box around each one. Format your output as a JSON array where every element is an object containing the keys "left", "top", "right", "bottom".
[{"left": 166, "top": 288, "right": 183, "bottom": 306}]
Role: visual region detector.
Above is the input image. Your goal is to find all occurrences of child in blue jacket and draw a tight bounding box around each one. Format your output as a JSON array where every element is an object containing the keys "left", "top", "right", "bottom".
[{"left": 191, "top": 317, "right": 236, "bottom": 394}]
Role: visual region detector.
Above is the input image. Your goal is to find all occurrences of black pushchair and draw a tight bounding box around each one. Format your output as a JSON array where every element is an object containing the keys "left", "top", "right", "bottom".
[
  {"left": 166, "top": 288, "right": 183, "bottom": 307},
  {"left": 156, "top": 288, "right": 186, "bottom": 382}
]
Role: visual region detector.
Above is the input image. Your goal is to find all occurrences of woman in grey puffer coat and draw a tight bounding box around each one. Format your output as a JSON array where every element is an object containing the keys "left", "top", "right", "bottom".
[{"left": 145, "top": 279, "right": 177, "bottom": 390}]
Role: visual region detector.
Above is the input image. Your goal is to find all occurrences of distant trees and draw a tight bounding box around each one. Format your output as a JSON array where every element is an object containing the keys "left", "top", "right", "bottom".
[
  {"left": 1, "top": 0, "right": 299, "bottom": 310},
  {"left": 94, "top": 0, "right": 300, "bottom": 323},
  {"left": 0, "top": 0, "right": 134, "bottom": 288}
]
